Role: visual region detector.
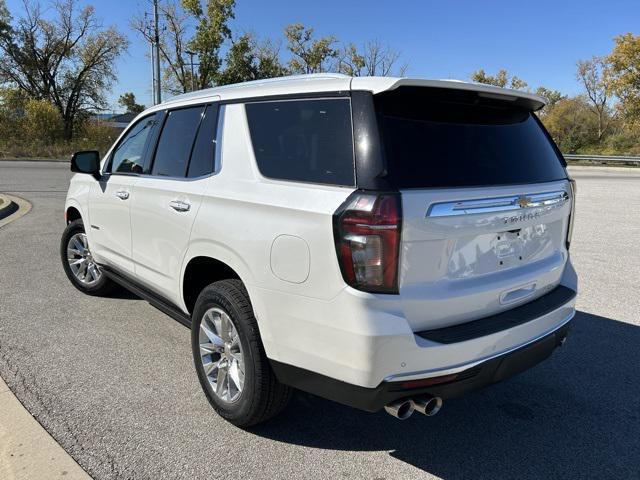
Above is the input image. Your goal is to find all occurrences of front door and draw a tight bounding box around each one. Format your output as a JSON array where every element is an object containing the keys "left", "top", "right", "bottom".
[{"left": 88, "top": 113, "right": 160, "bottom": 275}]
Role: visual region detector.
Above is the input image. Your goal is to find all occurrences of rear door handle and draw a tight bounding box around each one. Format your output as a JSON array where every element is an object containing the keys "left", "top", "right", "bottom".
[
  {"left": 115, "top": 190, "right": 129, "bottom": 200},
  {"left": 169, "top": 200, "right": 191, "bottom": 212}
]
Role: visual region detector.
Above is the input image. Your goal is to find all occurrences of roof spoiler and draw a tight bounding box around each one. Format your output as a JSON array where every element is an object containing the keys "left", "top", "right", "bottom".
[{"left": 353, "top": 77, "right": 547, "bottom": 111}]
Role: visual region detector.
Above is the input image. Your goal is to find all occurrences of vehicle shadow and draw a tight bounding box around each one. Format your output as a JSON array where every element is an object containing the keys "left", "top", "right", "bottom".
[
  {"left": 109, "top": 286, "right": 141, "bottom": 300},
  {"left": 251, "top": 311, "right": 640, "bottom": 479}
]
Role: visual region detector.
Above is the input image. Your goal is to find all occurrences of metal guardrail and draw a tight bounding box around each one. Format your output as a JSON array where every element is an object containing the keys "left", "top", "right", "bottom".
[{"left": 563, "top": 154, "right": 640, "bottom": 165}]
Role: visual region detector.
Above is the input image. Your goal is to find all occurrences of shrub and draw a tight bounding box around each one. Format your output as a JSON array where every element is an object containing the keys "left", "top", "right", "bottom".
[{"left": 23, "top": 99, "right": 64, "bottom": 144}]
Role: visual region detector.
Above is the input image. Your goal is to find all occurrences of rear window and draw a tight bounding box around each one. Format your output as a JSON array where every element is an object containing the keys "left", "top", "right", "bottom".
[
  {"left": 376, "top": 88, "right": 567, "bottom": 188},
  {"left": 245, "top": 98, "right": 355, "bottom": 186}
]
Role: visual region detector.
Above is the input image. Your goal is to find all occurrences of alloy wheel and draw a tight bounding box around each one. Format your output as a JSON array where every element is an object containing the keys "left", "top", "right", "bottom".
[
  {"left": 198, "top": 307, "right": 245, "bottom": 403},
  {"left": 67, "top": 232, "right": 101, "bottom": 286}
]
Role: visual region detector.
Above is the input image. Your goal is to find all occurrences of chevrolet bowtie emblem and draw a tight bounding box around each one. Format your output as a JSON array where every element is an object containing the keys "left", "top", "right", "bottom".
[{"left": 517, "top": 196, "right": 532, "bottom": 208}]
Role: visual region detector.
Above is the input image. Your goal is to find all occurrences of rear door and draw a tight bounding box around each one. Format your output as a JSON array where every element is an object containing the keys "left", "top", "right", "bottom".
[
  {"left": 375, "top": 88, "right": 572, "bottom": 331},
  {"left": 130, "top": 103, "right": 221, "bottom": 305}
]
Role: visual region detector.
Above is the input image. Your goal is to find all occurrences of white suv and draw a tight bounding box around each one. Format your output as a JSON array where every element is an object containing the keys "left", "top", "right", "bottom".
[{"left": 61, "top": 74, "right": 577, "bottom": 426}]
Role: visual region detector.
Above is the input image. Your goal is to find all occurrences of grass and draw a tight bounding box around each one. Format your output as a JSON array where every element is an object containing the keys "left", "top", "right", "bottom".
[{"left": 0, "top": 121, "right": 121, "bottom": 160}]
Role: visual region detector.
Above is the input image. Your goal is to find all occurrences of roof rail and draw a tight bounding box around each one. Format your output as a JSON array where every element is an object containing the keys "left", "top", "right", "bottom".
[{"left": 162, "top": 73, "right": 350, "bottom": 105}]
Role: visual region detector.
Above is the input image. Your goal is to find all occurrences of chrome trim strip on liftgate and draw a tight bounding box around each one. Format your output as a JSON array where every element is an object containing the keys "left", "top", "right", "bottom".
[{"left": 427, "top": 190, "right": 570, "bottom": 218}]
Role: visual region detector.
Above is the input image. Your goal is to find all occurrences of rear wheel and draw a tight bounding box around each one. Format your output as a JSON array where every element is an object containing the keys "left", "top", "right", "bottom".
[
  {"left": 60, "top": 219, "right": 115, "bottom": 296},
  {"left": 191, "top": 279, "right": 291, "bottom": 427}
]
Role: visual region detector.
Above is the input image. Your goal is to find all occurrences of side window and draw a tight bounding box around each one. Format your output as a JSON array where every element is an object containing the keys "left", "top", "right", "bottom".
[
  {"left": 187, "top": 104, "right": 219, "bottom": 178},
  {"left": 151, "top": 106, "right": 204, "bottom": 177},
  {"left": 109, "top": 114, "right": 157, "bottom": 174},
  {"left": 245, "top": 98, "right": 355, "bottom": 186}
]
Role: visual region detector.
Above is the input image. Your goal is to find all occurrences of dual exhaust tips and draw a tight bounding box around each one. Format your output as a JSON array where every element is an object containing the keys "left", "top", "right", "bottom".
[{"left": 384, "top": 396, "right": 443, "bottom": 420}]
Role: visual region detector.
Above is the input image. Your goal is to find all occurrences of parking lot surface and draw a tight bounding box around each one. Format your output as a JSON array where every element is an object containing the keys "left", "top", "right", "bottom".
[{"left": 0, "top": 161, "right": 639, "bottom": 479}]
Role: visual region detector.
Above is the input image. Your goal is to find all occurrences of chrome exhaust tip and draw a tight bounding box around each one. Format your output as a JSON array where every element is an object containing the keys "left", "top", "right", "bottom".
[
  {"left": 384, "top": 399, "right": 415, "bottom": 420},
  {"left": 412, "top": 396, "right": 443, "bottom": 416}
]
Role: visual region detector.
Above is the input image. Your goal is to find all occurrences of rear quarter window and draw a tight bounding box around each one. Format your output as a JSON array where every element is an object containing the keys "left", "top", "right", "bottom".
[{"left": 245, "top": 98, "right": 355, "bottom": 186}]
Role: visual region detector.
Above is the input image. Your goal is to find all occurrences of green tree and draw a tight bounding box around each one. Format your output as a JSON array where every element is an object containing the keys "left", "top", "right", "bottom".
[
  {"left": 0, "top": 87, "right": 27, "bottom": 140},
  {"left": 0, "top": 87, "right": 26, "bottom": 118},
  {"left": 577, "top": 56, "right": 613, "bottom": 140},
  {"left": 608, "top": 33, "right": 640, "bottom": 124},
  {"left": 284, "top": 23, "right": 338, "bottom": 74},
  {"left": 471, "top": 69, "right": 528, "bottom": 90},
  {"left": 131, "top": 1, "right": 193, "bottom": 94},
  {"left": 535, "top": 86, "right": 565, "bottom": 109},
  {"left": 253, "top": 38, "right": 289, "bottom": 79},
  {"left": 0, "top": 0, "right": 9, "bottom": 37},
  {"left": 0, "top": 0, "right": 128, "bottom": 139},
  {"left": 133, "top": 0, "right": 235, "bottom": 92},
  {"left": 541, "top": 96, "right": 599, "bottom": 153},
  {"left": 118, "top": 92, "right": 145, "bottom": 114},
  {"left": 216, "top": 34, "right": 287, "bottom": 85},
  {"left": 182, "top": 0, "right": 235, "bottom": 89}
]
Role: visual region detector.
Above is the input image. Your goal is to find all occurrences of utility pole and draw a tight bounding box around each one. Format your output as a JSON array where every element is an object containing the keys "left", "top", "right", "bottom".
[
  {"left": 144, "top": 12, "right": 156, "bottom": 105},
  {"left": 153, "top": 0, "right": 162, "bottom": 104},
  {"left": 150, "top": 41, "right": 156, "bottom": 104},
  {"left": 186, "top": 50, "right": 196, "bottom": 92}
]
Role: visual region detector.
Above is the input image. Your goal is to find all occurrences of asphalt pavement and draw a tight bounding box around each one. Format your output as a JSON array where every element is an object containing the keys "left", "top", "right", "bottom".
[{"left": 0, "top": 161, "right": 638, "bottom": 480}]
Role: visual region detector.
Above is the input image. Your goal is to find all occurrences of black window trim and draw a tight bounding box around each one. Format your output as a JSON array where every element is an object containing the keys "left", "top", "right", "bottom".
[
  {"left": 134, "top": 102, "right": 222, "bottom": 182},
  {"left": 219, "top": 90, "right": 350, "bottom": 106},
  {"left": 532, "top": 112, "right": 568, "bottom": 168},
  {"left": 186, "top": 104, "right": 220, "bottom": 179},
  {"left": 146, "top": 103, "right": 206, "bottom": 179},
  {"left": 244, "top": 95, "right": 357, "bottom": 188},
  {"left": 103, "top": 111, "right": 162, "bottom": 177}
]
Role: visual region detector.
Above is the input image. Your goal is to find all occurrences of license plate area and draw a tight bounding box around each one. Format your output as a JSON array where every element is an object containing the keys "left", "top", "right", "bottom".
[{"left": 493, "top": 229, "right": 525, "bottom": 267}]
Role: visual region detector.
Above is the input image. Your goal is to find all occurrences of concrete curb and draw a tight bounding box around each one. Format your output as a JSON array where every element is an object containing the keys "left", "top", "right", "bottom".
[
  {"left": 0, "top": 377, "right": 91, "bottom": 480},
  {"left": 0, "top": 195, "right": 19, "bottom": 220},
  {"left": 0, "top": 195, "right": 32, "bottom": 229}
]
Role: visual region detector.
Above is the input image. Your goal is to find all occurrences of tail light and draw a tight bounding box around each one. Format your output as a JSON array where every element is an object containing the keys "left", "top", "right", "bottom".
[
  {"left": 333, "top": 192, "right": 402, "bottom": 294},
  {"left": 566, "top": 178, "right": 576, "bottom": 249}
]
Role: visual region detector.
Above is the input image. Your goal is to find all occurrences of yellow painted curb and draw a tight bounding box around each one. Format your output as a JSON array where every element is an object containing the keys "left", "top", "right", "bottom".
[{"left": 0, "top": 195, "right": 32, "bottom": 229}]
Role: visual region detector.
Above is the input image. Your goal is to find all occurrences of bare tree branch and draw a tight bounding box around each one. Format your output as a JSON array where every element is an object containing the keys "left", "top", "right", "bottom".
[{"left": 577, "top": 56, "right": 614, "bottom": 140}]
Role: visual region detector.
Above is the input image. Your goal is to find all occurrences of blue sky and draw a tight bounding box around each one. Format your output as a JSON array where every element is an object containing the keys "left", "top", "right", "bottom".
[{"left": 5, "top": 0, "right": 640, "bottom": 111}]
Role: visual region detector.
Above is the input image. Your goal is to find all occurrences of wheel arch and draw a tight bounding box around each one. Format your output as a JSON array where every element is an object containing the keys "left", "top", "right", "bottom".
[
  {"left": 181, "top": 240, "right": 256, "bottom": 311},
  {"left": 182, "top": 256, "right": 244, "bottom": 316},
  {"left": 180, "top": 242, "right": 277, "bottom": 359},
  {"left": 64, "top": 196, "right": 88, "bottom": 226},
  {"left": 65, "top": 206, "right": 82, "bottom": 224}
]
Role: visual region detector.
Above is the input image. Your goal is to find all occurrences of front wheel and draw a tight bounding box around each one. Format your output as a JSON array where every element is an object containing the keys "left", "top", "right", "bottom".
[
  {"left": 60, "top": 219, "right": 115, "bottom": 296},
  {"left": 191, "top": 279, "right": 291, "bottom": 427}
]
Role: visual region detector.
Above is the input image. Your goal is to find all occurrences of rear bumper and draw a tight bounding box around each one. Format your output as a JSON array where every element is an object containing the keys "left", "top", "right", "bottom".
[
  {"left": 271, "top": 318, "right": 572, "bottom": 412},
  {"left": 255, "top": 256, "right": 577, "bottom": 392}
]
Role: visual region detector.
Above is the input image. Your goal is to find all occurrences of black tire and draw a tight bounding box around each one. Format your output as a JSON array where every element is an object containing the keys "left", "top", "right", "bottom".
[
  {"left": 191, "top": 279, "right": 291, "bottom": 427},
  {"left": 60, "top": 219, "right": 116, "bottom": 296}
]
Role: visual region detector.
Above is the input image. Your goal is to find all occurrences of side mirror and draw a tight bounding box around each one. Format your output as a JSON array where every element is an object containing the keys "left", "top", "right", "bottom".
[{"left": 71, "top": 150, "right": 101, "bottom": 180}]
